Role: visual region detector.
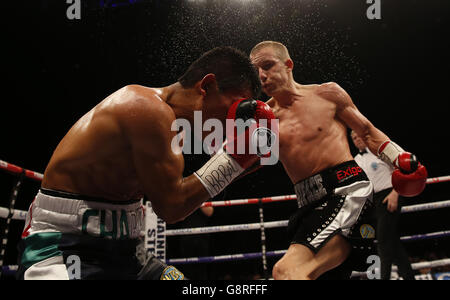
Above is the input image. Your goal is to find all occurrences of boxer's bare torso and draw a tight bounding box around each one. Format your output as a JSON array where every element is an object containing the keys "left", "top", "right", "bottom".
[
  {"left": 41, "top": 80, "right": 250, "bottom": 223},
  {"left": 268, "top": 83, "right": 354, "bottom": 184},
  {"left": 42, "top": 85, "right": 180, "bottom": 202},
  {"left": 249, "top": 42, "right": 417, "bottom": 280}
]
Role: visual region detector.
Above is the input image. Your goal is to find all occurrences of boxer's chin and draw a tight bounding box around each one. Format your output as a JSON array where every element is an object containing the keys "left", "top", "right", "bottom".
[
  {"left": 263, "top": 85, "right": 276, "bottom": 97},
  {"left": 262, "top": 87, "right": 272, "bottom": 97}
]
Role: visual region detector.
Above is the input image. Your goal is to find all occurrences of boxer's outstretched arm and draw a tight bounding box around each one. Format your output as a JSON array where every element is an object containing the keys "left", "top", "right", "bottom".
[
  {"left": 320, "top": 82, "right": 427, "bottom": 197},
  {"left": 118, "top": 96, "right": 209, "bottom": 224},
  {"left": 318, "top": 82, "right": 389, "bottom": 155}
]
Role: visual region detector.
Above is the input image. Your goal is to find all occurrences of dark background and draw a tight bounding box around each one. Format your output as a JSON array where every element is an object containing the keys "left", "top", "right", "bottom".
[{"left": 1, "top": 0, "right": 449, "bottom": 279}]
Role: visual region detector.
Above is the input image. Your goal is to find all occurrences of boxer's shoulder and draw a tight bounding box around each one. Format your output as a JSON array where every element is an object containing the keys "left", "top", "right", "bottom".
[
  {"left": 120, "top": 85, "right": 173, "bottom": 115},
  {"left": 316, "top": 82, "right": 345, "bottom": 97},
  {"left": 315, "top": 82, "right": 353, "bottom": 109},
  {"left": 115, "top": 85, "right": 176, "bottom": 134},
  {"left": 120, "top": 85, "right": 169, "bottom": 106}
]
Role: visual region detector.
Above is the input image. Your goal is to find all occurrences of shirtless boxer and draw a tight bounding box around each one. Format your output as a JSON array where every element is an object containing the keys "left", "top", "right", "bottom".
[
  {"left": 250, "top": 41, "right": 428, "bottom": 280},
  {"left": 17, "top": 47, "right": 274, "bottom": 279}
]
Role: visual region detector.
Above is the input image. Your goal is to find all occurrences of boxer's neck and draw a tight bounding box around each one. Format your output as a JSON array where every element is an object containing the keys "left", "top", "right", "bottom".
[
  {"left": 273, "top": 81, "right": 303, "bottom": 107},
  {"left": 162, "top": 82, "right": 202, "bottom": 124}
]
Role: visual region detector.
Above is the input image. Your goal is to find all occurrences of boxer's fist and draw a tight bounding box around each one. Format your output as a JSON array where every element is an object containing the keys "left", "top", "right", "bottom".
[
  {"left": 392, "top": 152, "right": 428, "bottom": 197},
  {"left": 395, "top": 152, "right": 418, "bottom": 173},
  {"left": 225, "top": 98, "right": 276, "bottom": 169},
  {"left": 194, "top": 98, "right": 276, "bottom": 198}
]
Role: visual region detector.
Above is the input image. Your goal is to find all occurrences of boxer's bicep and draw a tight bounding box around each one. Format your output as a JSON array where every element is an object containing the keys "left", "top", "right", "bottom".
[
  {"left": 119, "top": 99, "right": 185, "bottom": 217},
  {"left": 339, "top": 105, "right": 373, "bottom": 137},
  {"left": 132, "top": 124, "right": 184, "bottom": 201},
  {"left": 320, "top": 82, "right": 389, "bottom": 153},
  {"left": 337, "top": 98, "right": 390, "bottom": 154}
]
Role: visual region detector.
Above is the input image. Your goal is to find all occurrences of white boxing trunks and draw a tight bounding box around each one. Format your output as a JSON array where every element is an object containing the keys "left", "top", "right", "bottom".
[{"left": 17, "top": 188, "right": 145, "bottom": 280}]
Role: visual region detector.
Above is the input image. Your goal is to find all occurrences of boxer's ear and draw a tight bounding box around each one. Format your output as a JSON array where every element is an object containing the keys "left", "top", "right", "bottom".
[
  {"left": 285, "top": 59, "right": 294, "bottom": 72},
  {"left": 199, "top": 73, "right": 217, "bottom": 96}
]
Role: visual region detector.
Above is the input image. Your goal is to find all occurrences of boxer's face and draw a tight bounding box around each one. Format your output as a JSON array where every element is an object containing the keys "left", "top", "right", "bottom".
[
  {"left": 198, "top": 74, "right": 251, "bottom": 131},
  {"left": 200, "top": 89, "right": 250, "bottom": 143},
  {"left": 251, "top": 47, "right": 291, "bottom": 97},
  {"left": 205, "top": 89, "right": 251, "bottom": 125}
]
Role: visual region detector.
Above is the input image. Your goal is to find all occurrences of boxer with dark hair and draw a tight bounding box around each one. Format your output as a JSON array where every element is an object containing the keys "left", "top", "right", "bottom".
[
  {"left": 250, "top": 41, "right": 427, "bottom": 280},
  {"left": 17, "top": 47, "right": 274, "bottom": 279}
]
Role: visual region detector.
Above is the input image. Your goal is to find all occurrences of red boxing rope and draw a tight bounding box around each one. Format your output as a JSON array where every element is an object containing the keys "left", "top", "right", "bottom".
[
  {"left": 0, "top": 160, "right": 43, "bottom": 181},
  {"left": 1, "top": 159, "right": 449, "bottom": 207}
]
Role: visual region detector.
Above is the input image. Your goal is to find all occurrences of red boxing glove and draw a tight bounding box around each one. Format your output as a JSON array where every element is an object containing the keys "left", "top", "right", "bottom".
[
  {"left": 395, "top": 152, "right": 418, "bottom": 172},
  {"left": 392, "top": 152, "right": 428, "bottom": 197},
  {"left": 194, "top": 98, "right": 276, "bottom": 198},
  {"left": 225, "top": 98, "right": 276, "bottom": 168}
]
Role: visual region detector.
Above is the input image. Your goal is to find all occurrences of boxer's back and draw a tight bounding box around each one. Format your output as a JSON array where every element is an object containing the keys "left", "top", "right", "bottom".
[
  {"left": 272, "top": 84, "right": 353, "bottom": 183},
  {"left": 42, "top": 85, "right": 162, "bottom": 201}
]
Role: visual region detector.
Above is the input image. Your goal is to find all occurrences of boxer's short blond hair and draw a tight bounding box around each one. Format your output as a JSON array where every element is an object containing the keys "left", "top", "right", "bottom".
[{"left": 250, "top": 41, "right": 291, "bottom": 62}]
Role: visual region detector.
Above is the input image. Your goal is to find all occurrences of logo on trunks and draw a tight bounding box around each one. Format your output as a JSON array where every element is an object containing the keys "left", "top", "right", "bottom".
[
  {"left": 336, "top": 166, "right": 363, "bottom": 183},
  {"left": 294, "top": 174, "right": 327, "bottom": 208},
  {"left": 360, "top": 224, "right": 375, "bottom": 239},
  {"left": 81, "top": 208, "right": 144, "bottom": 240}
]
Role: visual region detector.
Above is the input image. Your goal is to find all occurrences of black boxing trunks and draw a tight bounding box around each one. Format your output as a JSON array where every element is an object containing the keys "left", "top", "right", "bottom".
[
  {"left": 288, "top": 160, "right": 376, "bottom": 256},
  {"left": 16, "top": 188, "right": 146, "bottom": 279}
]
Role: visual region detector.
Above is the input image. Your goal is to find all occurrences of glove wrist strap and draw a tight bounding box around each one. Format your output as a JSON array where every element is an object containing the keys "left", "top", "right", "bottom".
[
  {"left": 194, "top": 148, "right": 245, "bottom": 198},
  {"left": 377, "top": 140, "right": 405, "bottom": 167}
]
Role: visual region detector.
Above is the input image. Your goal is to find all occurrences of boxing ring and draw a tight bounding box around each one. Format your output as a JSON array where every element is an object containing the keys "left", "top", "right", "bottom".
[{"left": 1, "top": 159, "right": 450, "bottom": 280}]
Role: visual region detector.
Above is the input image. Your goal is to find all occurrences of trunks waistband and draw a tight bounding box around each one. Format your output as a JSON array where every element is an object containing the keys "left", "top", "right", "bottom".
[
  {"left": 40, "top": 188, "right": 142, "bottom": 205},
  {"left": 294, "top": 160, "right": 369, "bottom": 208},
  {"left": 23, "top": 188, "right": 145, "bottom": 240}
]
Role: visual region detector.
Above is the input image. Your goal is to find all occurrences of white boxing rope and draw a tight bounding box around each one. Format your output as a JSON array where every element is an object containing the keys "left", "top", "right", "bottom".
[
  {"left": 170, "top": 226, "right": 449, "bottom": 243},
  {"left": 0, "top": 207, "right": 28, "bottom": 220},
  {"left": 426, "top": 175, "right": 450, "bottom": 184},
  {"left": 3, "top": 205, "right": 448, "bottom": 241},
  {"left": 408, "top": 258, "right": 450, "bottom": 270},
  {"left": 165, "top": 220, "right": 289, "bottom": 236},
  {"left": 350, "top": 258, "right": 450, "bottom": 278},
  {"left": 400, "top": 230, "right": 450, "bottom": 242},
  {"left": 2, "top": 198, "right": 450, "bottom": 225},
  {"left": 401, "top": 200, "right": 450, "bottom": 213}
]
